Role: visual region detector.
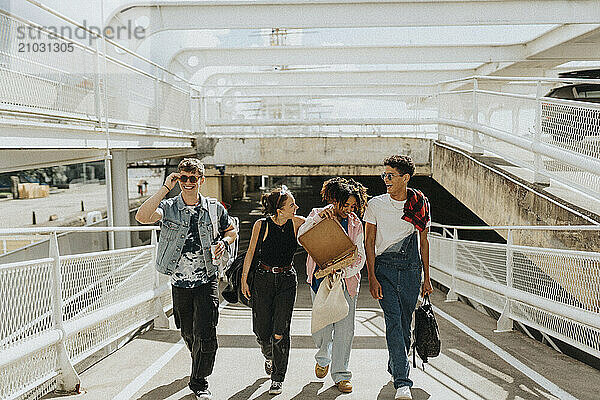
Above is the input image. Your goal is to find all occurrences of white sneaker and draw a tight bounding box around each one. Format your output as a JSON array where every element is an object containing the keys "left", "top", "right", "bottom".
[{"left": 395, "top": 386, "right": 412, "bottom": 399}]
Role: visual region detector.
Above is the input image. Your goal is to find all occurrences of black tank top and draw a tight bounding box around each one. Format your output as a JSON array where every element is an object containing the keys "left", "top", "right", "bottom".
[{"left": 260, "top": 217, "right": 297, "bottom": 267}]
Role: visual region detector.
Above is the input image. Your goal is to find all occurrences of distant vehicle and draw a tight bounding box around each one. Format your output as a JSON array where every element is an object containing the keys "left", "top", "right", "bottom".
[{"left": 542, "top": 69, "right": 600, "bottom": 149}]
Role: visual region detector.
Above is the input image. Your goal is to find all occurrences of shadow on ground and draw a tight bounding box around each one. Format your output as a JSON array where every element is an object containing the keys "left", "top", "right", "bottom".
[{"left": 377, "top": 382, "right": 430, "bottom": 400}]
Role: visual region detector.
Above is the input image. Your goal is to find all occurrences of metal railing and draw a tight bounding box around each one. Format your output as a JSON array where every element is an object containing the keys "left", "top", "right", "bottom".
[
  {"left": 201, "top": 76, "right": 600, "bottom": 201},
  {"left": 437, "top": 76, "right": 600, "bottom": 202},
  {"left": 429, "top": 224, "right": 600, "bottom": 360},
  {"left": 0, "top": 235, "right": 45, "bottom": 255},
  {"left": 0, "top": 226, "right": 169, "bottom": 400},
  {"left": 0, "top": 5, "right": 196, "bottom": 135}
]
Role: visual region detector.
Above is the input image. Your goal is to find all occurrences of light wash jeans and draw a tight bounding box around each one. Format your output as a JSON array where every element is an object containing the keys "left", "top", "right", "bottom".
[{"left": 310, "top": 285, "right": 357, "bottom": 383}]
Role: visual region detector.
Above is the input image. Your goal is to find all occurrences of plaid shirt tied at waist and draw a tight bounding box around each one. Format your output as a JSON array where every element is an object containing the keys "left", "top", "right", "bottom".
[{"left": 402, "top": 188, "right": 431, "bottom": 232}]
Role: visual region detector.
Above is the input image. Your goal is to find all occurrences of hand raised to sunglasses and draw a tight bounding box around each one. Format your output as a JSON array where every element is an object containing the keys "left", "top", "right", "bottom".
[{"left": 164, "top": 172, "right": 181, "bottom": 191}]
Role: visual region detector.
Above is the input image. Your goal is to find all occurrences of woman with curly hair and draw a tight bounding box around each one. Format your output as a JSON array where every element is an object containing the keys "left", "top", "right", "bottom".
[
  {"left": 240, "top": 186, "right": 305, "bottom": 395},
  {"left": 297, "top": 177, "right": 368, "bottom": 393}
]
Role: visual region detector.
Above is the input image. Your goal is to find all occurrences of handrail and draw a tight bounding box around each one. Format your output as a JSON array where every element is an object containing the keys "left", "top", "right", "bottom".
[
  {"left": 22, "top": 0, "right": 190, "bottom": 85},
  {"left": 0, "top": 226, "right": 160, "bottom": 235},
  {"left": 430, "top": 223, "right": 600, "bottom": 231}
]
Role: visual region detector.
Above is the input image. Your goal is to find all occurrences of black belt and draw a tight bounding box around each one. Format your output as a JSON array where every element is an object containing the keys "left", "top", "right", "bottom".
[{"left": 259, "top": 262, "right": 292, "bottom": 273}]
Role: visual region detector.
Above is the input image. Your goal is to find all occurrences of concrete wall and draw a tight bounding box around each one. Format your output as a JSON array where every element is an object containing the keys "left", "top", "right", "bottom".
[
  {"left": 197, "top": 136, "right": 432, "bottom": 176},
  {"left": 432, "top": 142, "right": 600, "bottom": 252}
]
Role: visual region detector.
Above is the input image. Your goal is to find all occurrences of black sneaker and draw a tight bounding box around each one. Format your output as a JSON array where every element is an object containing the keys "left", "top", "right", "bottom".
[
  {"left": 269, "top": 381, "right": 282, "bottom": 395},
  {"left": 265, "top": 359, "right": 273, "bottom": 375},
  {"left": 193, "top": 388, "right": 212, "bottom": 400}
]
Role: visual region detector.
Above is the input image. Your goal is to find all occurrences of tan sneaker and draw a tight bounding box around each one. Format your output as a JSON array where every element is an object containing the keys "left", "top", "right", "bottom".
[
  {"left": 315, "top": 363, "right": 329, "bottom": 379},
  {"left": 336, "top": 380, "right": 353, "bottom": 393}
]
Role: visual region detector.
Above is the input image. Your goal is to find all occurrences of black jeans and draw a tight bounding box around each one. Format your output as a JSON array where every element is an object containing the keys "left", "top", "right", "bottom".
[
  {"left": 251, "top": 268, "right": 297, "bottom": 382},
  {"left": 172, "top": 280, "right": 219, "bottom": 391}
]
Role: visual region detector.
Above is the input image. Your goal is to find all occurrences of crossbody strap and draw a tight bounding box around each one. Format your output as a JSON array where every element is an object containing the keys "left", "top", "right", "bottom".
[
  {"left": 254, "top": 218, "right": 267, "bottom": 257},
  {"left": 207, "top": 198, "right": 220, "bottom": 240}
]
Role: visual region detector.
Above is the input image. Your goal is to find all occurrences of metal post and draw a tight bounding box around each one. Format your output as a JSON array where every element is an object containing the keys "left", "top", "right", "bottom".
[
  {"left": 496, "top": 229, "right": 514, "bottom": 332},
  {"left": 49, "top": 233, "right": 80, "bottom": 394},
  {"left": 154, "top": 72, "right": 161, "bottom": 130},
  {"left": 446, "top": 228, "right": 459, "bottom": 302},
  {"left": 151, "top": 230, "right": 169, "bottom": 329},
  {"left": 472, "top": 78, "right": 483, "bottom": 154},
  {"left": 110, "top": 150, "right": 131, "bottom": 249},
  {"left": 534, "top": 80, "right": 550, "bottom": 185}
]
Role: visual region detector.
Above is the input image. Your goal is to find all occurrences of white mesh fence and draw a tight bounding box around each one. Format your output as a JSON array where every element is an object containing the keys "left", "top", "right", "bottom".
[
  {"left": 430, "top": 227, "right": 600, "bottom": 359},
  {"left": 0, "top": 259, "right": 57, "bottom": 400},
  {"left": 0, "top": 228, "right": 165, "bottom": 400},
  {"left": 437, "top": 78, "right": 600, "bottom": 201},
  {"left": 0, "top": 9, "right": 193, "bottom": 134}
]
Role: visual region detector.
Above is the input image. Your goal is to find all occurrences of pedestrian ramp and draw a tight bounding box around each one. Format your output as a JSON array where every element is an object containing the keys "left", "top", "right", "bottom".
[{"left": 70, "top": 288, "right": 594, "bottom": 400}]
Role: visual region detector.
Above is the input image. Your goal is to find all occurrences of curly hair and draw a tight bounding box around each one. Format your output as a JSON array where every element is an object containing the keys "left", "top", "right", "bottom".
[
  {"left": 320, "top": 177, "right": 368, "bottom": 218},
  {"left": 383, "top": 155, "right": 415, "bottom": 177},
  {"left": 261, "top": 187, "right": 291, "bottom": 216},
  {"left": 346, "top": 178, "right": 368, "bottom": 218}
]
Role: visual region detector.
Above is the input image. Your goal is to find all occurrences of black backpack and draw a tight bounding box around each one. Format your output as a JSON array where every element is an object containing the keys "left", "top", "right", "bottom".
[{"left": 413, "top": 295, "right": 441, "bottom": 369}]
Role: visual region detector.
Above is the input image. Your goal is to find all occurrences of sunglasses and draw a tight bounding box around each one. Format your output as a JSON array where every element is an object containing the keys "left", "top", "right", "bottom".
[
  {"left": 380, "top": 172, "right": 402, "bottom": 180},
  {"left": 177, "top": 175, "right": 201, "bottom": 183}
]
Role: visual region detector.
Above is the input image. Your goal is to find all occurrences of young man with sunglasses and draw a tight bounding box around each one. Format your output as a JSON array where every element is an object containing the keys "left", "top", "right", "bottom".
[
  {"left": 363, "top": 155, "right": 433, "bottom": 400},
  {"left": 136, "top": 158, "right": 237, "bottom": 400}
]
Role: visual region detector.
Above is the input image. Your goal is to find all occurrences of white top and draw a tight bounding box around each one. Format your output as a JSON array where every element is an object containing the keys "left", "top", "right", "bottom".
[{"left": 363, "top": 194, "right": 417, "bottom": 256}]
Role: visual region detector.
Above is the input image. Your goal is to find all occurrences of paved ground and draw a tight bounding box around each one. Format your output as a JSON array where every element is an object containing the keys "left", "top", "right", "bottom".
[
  {"left": 71, "top": 282, "right": 599, "bottom": 400},
  {"left": 0, "top": 169, "right": 162, "bottom": 228},
  {"left": 54, "top": 196, "right": 600, "bottom": 400}
]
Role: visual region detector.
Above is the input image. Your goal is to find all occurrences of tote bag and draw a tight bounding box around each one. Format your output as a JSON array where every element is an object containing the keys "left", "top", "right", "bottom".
[{"left": 311, "top": 271, "right": 349, "bottom": 334}]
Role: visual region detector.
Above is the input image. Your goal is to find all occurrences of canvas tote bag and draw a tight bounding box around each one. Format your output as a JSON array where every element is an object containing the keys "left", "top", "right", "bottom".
[{"left": 311, "top": 271, "right": 349, "bottom": 334}]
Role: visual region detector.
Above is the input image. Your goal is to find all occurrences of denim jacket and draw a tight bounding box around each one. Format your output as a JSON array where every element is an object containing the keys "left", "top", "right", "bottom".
[{"left": 156, "top": 194, "right": 223, "bottom": 276}]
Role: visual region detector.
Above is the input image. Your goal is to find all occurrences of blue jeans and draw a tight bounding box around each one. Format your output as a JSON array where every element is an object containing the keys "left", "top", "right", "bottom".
[
  {"left": 375, "top": 232, "right": 422, "bottom": 389},
  {"left": 311, "top": 286, "right": 357, "bottom": 383}
]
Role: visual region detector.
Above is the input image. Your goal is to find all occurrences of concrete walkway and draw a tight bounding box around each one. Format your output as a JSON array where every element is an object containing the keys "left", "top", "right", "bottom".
[
  {"left": 43, "top": 195, "right": 600, "bottom": 400},
  {"left": 71, "top": 281, "right": 599, "bottom": 400}
]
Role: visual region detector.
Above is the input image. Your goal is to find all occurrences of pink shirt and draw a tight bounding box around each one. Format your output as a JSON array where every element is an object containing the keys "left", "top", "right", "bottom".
[{"left": 297, "top": 207, "right": 366, "bottom": 297}]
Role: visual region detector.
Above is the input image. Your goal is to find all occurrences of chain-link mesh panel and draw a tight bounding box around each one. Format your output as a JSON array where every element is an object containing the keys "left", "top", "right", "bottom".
[
  {"left": 0, "top": 344, "right": 57, "bottom": 400},
  {"left": 0, "top": 10, "right": 193, "bottom": 134},
  {"left": 511, "top": 300, "right": 600, "bottom": 358},
  {"left": 0, "top": 259, "right": 54, "bottom": 350},
  {"left": 65, "top": 300, "right": 155, "bottom": 363},
  {"left": 159, "top": 81, "right": 191, "bottom": 132},
  {"left": 542, "top": 100, "right": 600, "bottom": 158},
  {"left": 438, "top": 85, "right": 600, "bottom": 200},
  {"left": 430, "top": 231, "right": 600, "bottom": 359},
  {"left": 456, "top": 241, "right": 507, "bottom": 285},
  {"left": 0, "top": 12, "right": 97, "bottom": 118},
  {"left": 438, "top": 91, "right": 474, "bottom": 144},
  {"left": 513, "top": 247, "right": 600, "bottom": 313},
  {"left": 60, "top": 246, "right": 154, "bottom": 323}
]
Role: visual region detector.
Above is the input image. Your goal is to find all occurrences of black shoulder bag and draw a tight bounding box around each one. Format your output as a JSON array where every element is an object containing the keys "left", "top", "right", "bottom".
[
  {"left": 413, "top": 295, "right": 441, "bottom": 370},
  {"left": 222, "top": 218, "right": 267, "bottom": 307}
]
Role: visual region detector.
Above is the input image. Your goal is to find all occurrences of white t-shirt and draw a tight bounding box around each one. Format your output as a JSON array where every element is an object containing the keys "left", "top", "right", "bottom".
[{"left": 364, "top": 194, "right": 419, "bottom": 256}]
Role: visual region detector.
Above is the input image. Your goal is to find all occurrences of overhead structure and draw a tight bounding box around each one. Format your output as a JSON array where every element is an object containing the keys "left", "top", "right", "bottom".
[{"left": 106, "top": 0, "right": 600, "bottom": 49}]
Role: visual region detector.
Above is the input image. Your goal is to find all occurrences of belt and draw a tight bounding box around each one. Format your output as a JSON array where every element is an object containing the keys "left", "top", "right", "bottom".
[{"left": 259, "top": 262, "right": 292, "bottom": 273}]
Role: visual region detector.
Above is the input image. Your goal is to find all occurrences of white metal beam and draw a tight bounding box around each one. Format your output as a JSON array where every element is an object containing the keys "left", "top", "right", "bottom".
[
  {"left": 199, "top": 69, "right": 476, "bottom": 89},
  {"left": 0, "top": 119, "right": 194, "bottom": 150},
  {"left": 475, "top": 24, "right": 600, "bottom": 76},
  {"left": 0, "top": 149, "right": 106, "bottom": 173},
  {"left": 107, "top": 0, "right": 600, "bottom": 50},
  {"left": 170, "top": 45, "right": 529, "bottom": 71}
]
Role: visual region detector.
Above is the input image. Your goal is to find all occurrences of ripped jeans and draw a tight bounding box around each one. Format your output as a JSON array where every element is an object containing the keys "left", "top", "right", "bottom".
[
  {"left": 251, "top": 267, "right": 297, "bottom": 382},
  {"left": 172, "top": 280, "right": 219, "bottom": 392}
]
